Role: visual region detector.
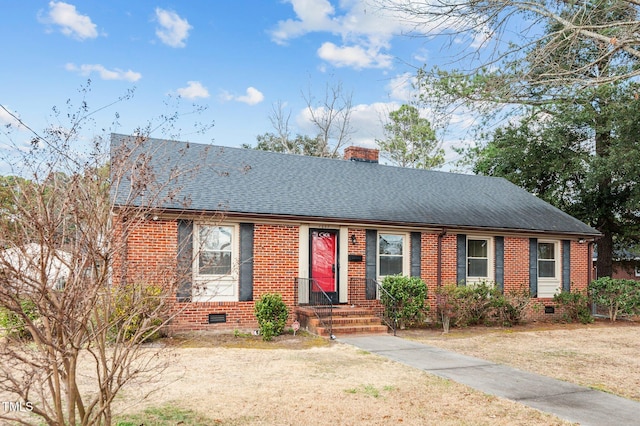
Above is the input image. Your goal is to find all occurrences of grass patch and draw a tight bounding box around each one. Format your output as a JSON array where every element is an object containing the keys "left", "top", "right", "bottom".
[
  {"left": 343, "top": 384, "right": 396, "bottom": 398},
  {"left": 116, "top": 404, "right": 216, "bottom": 426},
  {"left": 166, "top": 330, "right": 330, "bottom": 350}
]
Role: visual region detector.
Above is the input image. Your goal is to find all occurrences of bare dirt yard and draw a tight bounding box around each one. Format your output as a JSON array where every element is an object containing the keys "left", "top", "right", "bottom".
[{"left": 109, "top": 318, "right": 640, "bottom": 425}]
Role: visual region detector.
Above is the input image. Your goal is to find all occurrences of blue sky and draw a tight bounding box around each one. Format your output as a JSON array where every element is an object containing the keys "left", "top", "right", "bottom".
[{"left": 0, "top": 1, "right": 483, "bottom": 170}]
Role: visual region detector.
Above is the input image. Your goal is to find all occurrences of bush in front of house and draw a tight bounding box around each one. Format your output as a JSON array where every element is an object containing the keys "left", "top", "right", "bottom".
[
  {"left": 553, "top": 289, "right": 593, "bottom": 324},
  {"left": 110, "top": 283, "right": 166, "bottom": 342},
  {"left": 254, "top": 293, "right": 289, "bottom": 341},
  {"left": 380, "top": 276, "right": 428, "bottom": 328},
  {"left": 490, "top": 287, "right": 531, "bottom": 327},
  {"left": 589, "top": 277, "right": 640, "bottom": 322},
  {"left": 437, "top": 283, "right": 530, "bottom": 331},
  {"left": 450, "top": 281, "right": 496, "bottom": 327}
]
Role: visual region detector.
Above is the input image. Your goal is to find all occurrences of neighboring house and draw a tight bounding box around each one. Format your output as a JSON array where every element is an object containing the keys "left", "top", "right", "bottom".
[
  {"left": 111, "top": 134, "right": 601, "bottom": 332},
  {"left": 592, "top": 249, "right": 640, "bottom": 281},
  {"left": 1, "top": 243, "right": 70, "bottom": 290}
]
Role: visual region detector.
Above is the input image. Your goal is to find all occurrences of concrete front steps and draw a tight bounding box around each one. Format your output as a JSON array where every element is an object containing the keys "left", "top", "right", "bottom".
[{"left": 295, "top": 306, "right": 389, "bottom": 337}]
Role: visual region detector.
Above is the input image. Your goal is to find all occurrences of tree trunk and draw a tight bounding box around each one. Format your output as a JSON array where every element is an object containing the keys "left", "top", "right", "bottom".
[
  {"left": 594, "top": 105, "right": 614, "bottom": 279},
  {"left": 596, "top": 230, "right": 614, "bottom": 278}
]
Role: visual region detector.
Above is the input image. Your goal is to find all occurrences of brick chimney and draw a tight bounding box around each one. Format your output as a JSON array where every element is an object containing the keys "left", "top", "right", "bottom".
[{"left": 344, "top": 146, "right": 379, "bottom": 163}]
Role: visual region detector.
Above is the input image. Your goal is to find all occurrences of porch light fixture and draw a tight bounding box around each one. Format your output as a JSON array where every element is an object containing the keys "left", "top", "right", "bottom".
[
  {"left": 578, "top": 238, "right": 586, "bottom": 244},
  {"left": 350, "top": 234, "right": 357, "bottom": 245}
]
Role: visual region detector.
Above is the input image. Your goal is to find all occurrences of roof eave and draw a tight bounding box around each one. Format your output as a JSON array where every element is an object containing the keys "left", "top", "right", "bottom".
[{"left": 113, "top": 205, "right": 602, "bottom": 240}]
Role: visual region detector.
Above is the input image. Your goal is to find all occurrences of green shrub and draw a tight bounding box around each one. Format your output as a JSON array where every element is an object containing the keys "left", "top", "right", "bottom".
[
  {"left": 254, "top": 293, "right": 289, "bottom": 341},
  {"left": 0, "top": 299, "right": 39, "bottom": 339},
  {"left": 380, "top": 276, "right": 428, "bottom": 328},
  {"left": 451, "top": 281, "right": 496, "bottom": 327},
  {"left": 437, "top": 282, "right": 529, "bottom": 329},
  {"left": 553, "top": 290, "right": 593, "bottom": 324},
  {"left": 589, "top": 277, "right": 640, "bottom": 322},
  {"left": 110, "top": 283, "right": 165, "bottom": 342},
  {"left": 490, "top": 288, "right": 531, "bottom": 327}
]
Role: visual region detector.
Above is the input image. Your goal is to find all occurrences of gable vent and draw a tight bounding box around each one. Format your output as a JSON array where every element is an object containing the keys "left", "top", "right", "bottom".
[{"left": 208, "top": 313, "right": 227, "bottom": 324}]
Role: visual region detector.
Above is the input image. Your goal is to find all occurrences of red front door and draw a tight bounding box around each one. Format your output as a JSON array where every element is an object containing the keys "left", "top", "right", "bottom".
[{"left": 310, "top": 229, "right": 339, "bottom": 303}]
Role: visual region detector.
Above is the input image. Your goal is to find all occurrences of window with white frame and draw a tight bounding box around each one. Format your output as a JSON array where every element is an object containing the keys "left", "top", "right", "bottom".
[
  {"left": 537, "top": 241, "right": 561, "bottom": 298},
  {"left": 466, "top": 237, "right": 494, "bottom": 283},
  {"left": 193, "top": 223, "right": 238, "bottom": 301},
  {"left": 635, "top": 265, "right": 640, "bottom": 277},
  {"left": 378, "top": 233, "right": 408, "bottom": 278}
]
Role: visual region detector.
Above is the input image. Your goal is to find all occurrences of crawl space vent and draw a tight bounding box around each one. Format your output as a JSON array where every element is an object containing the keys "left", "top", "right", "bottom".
[{"left": 208, "top": 313, "right": 227, "bottom": 324}]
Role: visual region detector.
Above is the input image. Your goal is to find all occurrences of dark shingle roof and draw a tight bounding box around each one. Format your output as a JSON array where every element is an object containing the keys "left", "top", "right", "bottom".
[{"left": 111, "top": 134, "right": 600, "bottom": 237}]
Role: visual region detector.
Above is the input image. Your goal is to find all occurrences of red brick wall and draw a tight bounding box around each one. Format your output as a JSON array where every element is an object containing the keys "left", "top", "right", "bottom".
[
  {"left": 171, "top": 223, "right": 300, "bottom": 332},
  {"left": 504, "top": 237, "right": 530, "bottom": 293},
  {"left": 112, "top": 216, "right": 178, "bottom": 288},
  {"left": 119, "top": 217, "right": 595, "bottom": 332},
  {"left": 612, "top": 261, "right": 640, "bottom": 281},
  {"left": 346, "top": 229, "right": 368, "bottom": 307},
  {"left": 525, "top": 240, "right": 592, "bottom": 322},
  {"left": 570, "top": 241, "right": 591, "bottom": 290},
  {"left": 253, "top": 224, "right": 299, "bottom": 306}
]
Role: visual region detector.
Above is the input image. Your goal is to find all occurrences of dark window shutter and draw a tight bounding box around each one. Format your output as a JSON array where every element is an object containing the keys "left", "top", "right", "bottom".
[
  {"left": 239, "top": 223, "right": 254, "bottom": 301},
  {"left": 177, "top": 219, "right": 193, "bottom": 302},
  {"left": 456, "top": 234, "right": 467, "bottom": 286},
  {"left": 562, "top": 240, "right": 571, "bottom": 292},
  {"left": 365, "top": 229, "right": 377, "bottom": 300},
  {"left": 529, "top": 238, "right": 538, "bottom": 297},
  {"left": 410, "top": 232, "right": 421, "bottom": 278},
  {"left": 495, "top": 236, "right": 504, "bottom": 292}
]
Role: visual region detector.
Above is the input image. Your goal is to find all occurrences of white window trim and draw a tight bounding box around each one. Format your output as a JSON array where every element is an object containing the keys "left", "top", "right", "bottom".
[
  {"left": 377, "top": 232, "right": 410, "bottom": 281},
  {"left": 537, "top": 240, "right": 561, "bottom": 298},
  {"left": 635, "top": 265, "right": 640, "bottom": 277},
  {"left": 466, "top": 236, "right": 494, "bottom": 285},
  {"left": 192, "top": 222, "right": 239, "bottom": 302}
]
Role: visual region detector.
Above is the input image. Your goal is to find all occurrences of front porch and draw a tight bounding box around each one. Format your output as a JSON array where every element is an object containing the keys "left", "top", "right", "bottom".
[
  {"left": 294, "top": 277, "right": 398, "bottom": 338},
  {"left": 295, "top": 305, "right": 390, "bottom": 337}
]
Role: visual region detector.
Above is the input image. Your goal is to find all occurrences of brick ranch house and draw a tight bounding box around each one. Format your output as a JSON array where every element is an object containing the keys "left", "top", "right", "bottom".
[{"left": 111, "top": 134, "right": 601, "bottom": 334}]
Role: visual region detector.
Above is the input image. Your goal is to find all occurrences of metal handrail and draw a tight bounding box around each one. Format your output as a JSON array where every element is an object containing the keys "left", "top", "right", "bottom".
[
  {"left": 298, "top": 278, "right": 334, "bottom": 339},
  {"left": 371, "top": 279, "right": 398, "bottom": 336}
]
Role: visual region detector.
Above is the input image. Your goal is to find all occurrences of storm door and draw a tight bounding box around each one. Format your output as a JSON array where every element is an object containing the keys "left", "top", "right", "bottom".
[{"left": 309, "top": 229, "right": 339, "bottom": 304}]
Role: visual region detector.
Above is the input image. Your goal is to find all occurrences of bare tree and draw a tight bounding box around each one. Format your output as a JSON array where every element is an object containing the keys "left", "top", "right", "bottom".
[
  {"left": 0, "top": 87, "right": 211, "bottom": 425},
  {"left": 302, "top": 80, "right": 355, "bottom": 158},
  {"left": 246, "top": 82, "right": 355, "bottom": 158},
  {"left": 373, "top": 0, "right": 640, "bottom": 87},
  {"left": 268, "top": 100, "right": 294, "bottom": 152}
]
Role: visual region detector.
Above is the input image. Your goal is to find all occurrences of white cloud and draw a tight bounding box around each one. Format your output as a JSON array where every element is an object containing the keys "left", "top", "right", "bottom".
[
  {"left": 270, "top": 0, "right": 484, "bottom": 71},
  {"left": 220, "top": 87, "right": 265, "bottom": 105},
  {"left": 270, "top": 0, "right": 339, "bottom": 44},
  {"left": 65, "top": 63, "right": 141, "bottom": 82},
  {"left": 41, "top": 1, "right": 98, "bottom": 40},
  {"left": 271, "top": 0, "right": 399, "bottom": 70},
  {"left": 176, "top": 81, "right": 210, "bottom": 99},
  {"left": 237, "top": 87, "right": 265, "bottom": 105},
  {"left": 155, "top": 8, "right": 192, "bottom": 48},
  {"left": 386, "top": 73, "right": 418, "bottom": 102},
  {"left": 0, "top": 105, "right": 25, "bottom": 130},
  {"left": 317, "top": 42, "right": 392, "bottom": 69}
]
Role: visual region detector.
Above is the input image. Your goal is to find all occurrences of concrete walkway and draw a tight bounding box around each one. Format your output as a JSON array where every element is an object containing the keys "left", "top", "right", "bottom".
[{"left": 339, "top": 335, "right": 640, "bottom": 426}]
